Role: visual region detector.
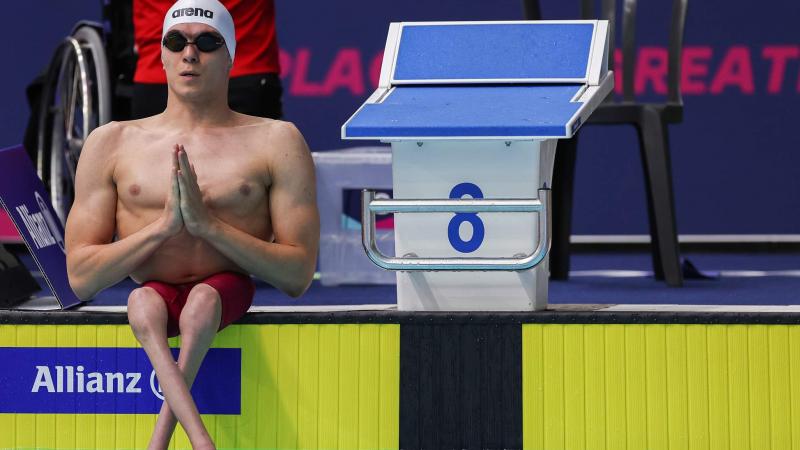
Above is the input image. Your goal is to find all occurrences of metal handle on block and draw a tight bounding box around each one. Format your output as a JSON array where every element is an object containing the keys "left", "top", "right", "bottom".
[{"left": 361, "top": 188, "right": 551, "bottom": 271}]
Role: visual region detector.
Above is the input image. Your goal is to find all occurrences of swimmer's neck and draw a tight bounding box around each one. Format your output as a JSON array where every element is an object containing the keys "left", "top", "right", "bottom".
[{"left": 161, "top": 92, "right": 237, "bottom": 129}]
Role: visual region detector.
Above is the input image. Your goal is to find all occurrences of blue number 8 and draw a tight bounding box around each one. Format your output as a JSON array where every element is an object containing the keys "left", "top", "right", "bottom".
[{"left": 448, "top": 183, "right": 485, "bottom": 253}]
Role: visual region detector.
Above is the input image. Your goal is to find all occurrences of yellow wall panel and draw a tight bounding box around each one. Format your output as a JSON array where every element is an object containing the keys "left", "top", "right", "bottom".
[
  {"left": 0, "top": 323, "right": 399, "bottom": 450},
  {"left": 706, "top": 326, "right": 730, "bottom": 450},
  {"left": 685, "top": 325, "right": 710, "bottom": 450},
  {"left": 625, "top": 324, "right": 647, "bottom": 450},
  {"left": 542, "top": 324, "right": 565, "bottom": 450},
  {"left": 563, "top": 324, "right": 585, "bottom": 450},
  {"left": 768, "top": 326, "right": 791, "bottom": 450},
  {"left": 604, "top": 325, "right": 627, "bottom": 450},
  {"left": 277, "top": 324, "right": 301, "bottom": 449},
  {"left": 256, "top": 324, "right": 280, "bottom": 448},
  {"left": 664, "top": 325, "right": 688, "bottom": 450},
  {"left": 317, "top": 325, "right": 341, "bottom": 448},
  {"left": 297, "top": 324, "right": 320, "bottom": 449},
  {"left": 337, "top": 324, "right": 361, "bottom": 449},
  {"left": 790, "top": 327, "right": 800, "bottom": 449},
  {"left": 727, "top": 325, "right": 750, "bottom": 450},
  {"left": 583, "top": 325, "right": 606, "bottom": 450},
  {"left": 523, "top": 323, "right": 800, "bottom": 450},
  {"left": 358, "top": 324, "right": 381, "bottom": 449},
  {"left": 747, "top": 326, "right": 770, "bottom": 450},
  {"left": 378, "top": 324, "right": 400, "bottom": 450},
  {"left": 522, "top": 324, "right": 544, "bottom": 450},
  {"left": 645, "top": 325, "right": 668, "bottom": 450}
]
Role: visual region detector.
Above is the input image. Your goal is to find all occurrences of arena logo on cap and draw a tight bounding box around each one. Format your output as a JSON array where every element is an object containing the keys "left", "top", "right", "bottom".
[
  {"left": 14, "top": 192, "right": 65, "bottom": 254},
  {"left": 172, "top": 7, "right": 214, "bottom": 19}
]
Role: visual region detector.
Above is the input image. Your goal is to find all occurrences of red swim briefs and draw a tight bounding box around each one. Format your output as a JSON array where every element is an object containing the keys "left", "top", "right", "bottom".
[{"left": 142, "top": 271, "right": 255, "bottom": 338}]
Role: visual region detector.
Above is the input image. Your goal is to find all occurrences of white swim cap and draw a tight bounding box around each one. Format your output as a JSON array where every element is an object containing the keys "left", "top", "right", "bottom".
[{"left": 162, "top": 0, "right": 236, "bottom": 62}]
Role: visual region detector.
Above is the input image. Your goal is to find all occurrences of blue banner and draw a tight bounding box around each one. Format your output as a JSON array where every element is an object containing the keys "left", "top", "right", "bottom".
[
  {"left": 0, "top": 347, "right": 241, "bottom": 414},
  {"left": 0, "top": 145, "right": 81, "bottom": 308}
]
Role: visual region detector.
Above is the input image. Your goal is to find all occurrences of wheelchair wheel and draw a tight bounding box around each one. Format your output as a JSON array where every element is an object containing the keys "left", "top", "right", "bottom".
[{"left": 36, "top": 24, "right": 110, "bottom": 224}]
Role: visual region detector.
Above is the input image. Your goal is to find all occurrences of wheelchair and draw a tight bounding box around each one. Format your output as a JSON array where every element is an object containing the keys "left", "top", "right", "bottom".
[{"left": 33, "top": 1, "right": 134, "bottom": 224}]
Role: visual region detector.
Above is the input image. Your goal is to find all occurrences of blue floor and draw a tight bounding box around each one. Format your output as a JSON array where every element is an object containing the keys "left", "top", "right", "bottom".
[
  {"left": 74, "top": 251, "right": 800, "bottom": 307},
  {"left": 12, "top": 248, "right": 800, "bottom": 307}
]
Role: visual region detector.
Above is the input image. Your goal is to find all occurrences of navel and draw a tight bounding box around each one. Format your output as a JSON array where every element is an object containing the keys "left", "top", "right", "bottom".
[{"left": 129, "top": 184, "right": 141, "bottom": 196}]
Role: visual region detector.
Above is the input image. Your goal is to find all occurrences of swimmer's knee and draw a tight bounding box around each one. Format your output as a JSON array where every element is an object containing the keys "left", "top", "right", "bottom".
[
  {"left": 186, "top": 284, "right": 222, "bottom": 310},
  {"left": 127, "top": 287, "right": 165, "bottom": 340},
  {"left": 179, "top": 284, "right": 221, "bottom": 333}
]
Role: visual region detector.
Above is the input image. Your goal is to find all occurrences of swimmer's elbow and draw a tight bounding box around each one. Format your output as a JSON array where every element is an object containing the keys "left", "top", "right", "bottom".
[
  {"left": 284, "top": 279, "right": 311, "bottom": 299},
  {"left": 68, "top": 276, "right": 95, "bottom": 301},
  {"left": 266, "top": 251, "right": 316, "bottom": 298},
  {"left": 66, "top": 248, "right": 102, "bottom": 300},
  {"left": 69, "top": 279, "right": 95, "bottom": 302},
  {"left": 67, "top": 264, "right": 98, "bottom": 300},
  {"left": 283, "top": 269, "right": 315, "bottom": 299}
]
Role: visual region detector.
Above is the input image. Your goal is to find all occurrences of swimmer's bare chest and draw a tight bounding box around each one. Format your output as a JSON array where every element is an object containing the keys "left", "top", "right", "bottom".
[{"left": 114, "top": 126, "right": 273, "bottom": 283}]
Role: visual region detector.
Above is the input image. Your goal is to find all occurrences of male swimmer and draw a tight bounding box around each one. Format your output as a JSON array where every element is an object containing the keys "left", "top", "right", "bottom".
[{"left": 65, "top": 0, "right": 319, "bottom": 448}]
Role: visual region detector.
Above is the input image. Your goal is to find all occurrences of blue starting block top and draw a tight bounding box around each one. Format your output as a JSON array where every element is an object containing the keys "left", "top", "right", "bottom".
[
  {"left": 394, "top": 23, "right": 595, "bottom": 82},
  {"left": 345, "top": 85, "right": 585, "bottom": 138},
  {"left": 342, "top": 21, "right": 613, "bottom": 140}
]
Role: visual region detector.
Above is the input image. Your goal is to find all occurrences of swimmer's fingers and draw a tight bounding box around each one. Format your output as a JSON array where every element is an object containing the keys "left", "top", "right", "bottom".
[
  {"left": 178, "top": 145, "right": 197, "bottom": 182},
  {"left": 159, "top": 166, "right": 183, "bottom": 237},
  {"left": 177, "top": 170, "right": 212, "bottom": 237},
  {"left": 177, "top": 153, "right": 202, "bottom": 201},
  {"left": 178, "top": 174, "right": 204, "bottom": 214},
  {"left": 173, "top": 144, "right": 180, "bottom": 171},
  {"left": 177, "top": 161, "right": 200, "bottom": 199},
  {"left": 170, "top": 166, "right": 181, "bottom": 206}
]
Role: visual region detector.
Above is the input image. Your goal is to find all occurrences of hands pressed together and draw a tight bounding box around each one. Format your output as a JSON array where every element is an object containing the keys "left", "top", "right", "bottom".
[{"left": 160, "top": 144, "right": 216, "bottom": 239}]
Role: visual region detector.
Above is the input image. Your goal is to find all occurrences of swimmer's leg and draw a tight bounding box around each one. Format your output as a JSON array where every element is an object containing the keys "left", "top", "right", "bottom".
[
  {"left": 127, "top": 286, "right": 217, "bottom": 450},
  {"left": 149, "top": 283, "right": 222, "bottom": 450}
]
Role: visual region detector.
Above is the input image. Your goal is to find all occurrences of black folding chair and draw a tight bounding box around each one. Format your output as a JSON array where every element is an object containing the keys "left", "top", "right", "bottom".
[{"left": 524, "top": 0, "right": 689, "bottom": 286}]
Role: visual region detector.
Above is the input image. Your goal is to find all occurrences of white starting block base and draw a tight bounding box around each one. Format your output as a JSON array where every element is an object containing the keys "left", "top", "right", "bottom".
[{"left": 392, "top": 140, "right": 555, "bottom": 311}]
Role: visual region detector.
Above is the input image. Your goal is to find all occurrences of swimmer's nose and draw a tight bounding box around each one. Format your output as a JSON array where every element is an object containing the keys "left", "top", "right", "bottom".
[{"left": 182, "top": 45, "right": 199, "bottom": 64}]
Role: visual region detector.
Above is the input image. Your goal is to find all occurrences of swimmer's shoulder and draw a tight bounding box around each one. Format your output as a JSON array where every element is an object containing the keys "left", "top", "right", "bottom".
[
  {"left": 80, "top": 118, "right": 158, "bottom": 168},
  {"left": 238, "top": 114, "right": 306, "bottom": 146},
  {"left": 82, "top": 121, "right": 129, "bottom": 158},
  {"left": 113, "top": 115, "right": 164, "bottom": 136},
  {"left": 230, "top": 112, "right": 299, "bottom": 135},
  {"left": 84, "top": 118, "right": 156, "bottom": 148},
  {"left": 76, "top": 121, "right": 127, "bottom": 176},
  {"left": 85, "top": 120, "right": 124, "bottom": 145},
  {"left": 227, "top": 113, "right": 305, "bottom": 152}
]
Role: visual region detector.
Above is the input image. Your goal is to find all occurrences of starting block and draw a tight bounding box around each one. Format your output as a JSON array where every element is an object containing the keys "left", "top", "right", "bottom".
[{"left": 342, "top": 21, "right": 613, "bottom": 311}]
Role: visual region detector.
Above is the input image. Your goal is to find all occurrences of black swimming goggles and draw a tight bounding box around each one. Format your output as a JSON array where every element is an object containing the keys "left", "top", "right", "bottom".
[{"left": 162, "top": 31, "right": 225, "bottom": 53}]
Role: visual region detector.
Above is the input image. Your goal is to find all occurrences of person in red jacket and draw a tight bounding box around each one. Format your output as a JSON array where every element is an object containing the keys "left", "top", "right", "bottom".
[{"left": 132, "top": 0, "right": 282, "bottom": 119}]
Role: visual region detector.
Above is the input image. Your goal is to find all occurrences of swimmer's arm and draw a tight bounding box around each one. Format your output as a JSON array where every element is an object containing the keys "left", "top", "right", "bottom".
[
  {"left": 194, "top": 123, "right": 319, "bottom": 297},
  {"left": 67, "top": 217, "right": 174, "bottom": 300},
  {"left": 66, "top": 132, "right": 181, "bottom": 300}
]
